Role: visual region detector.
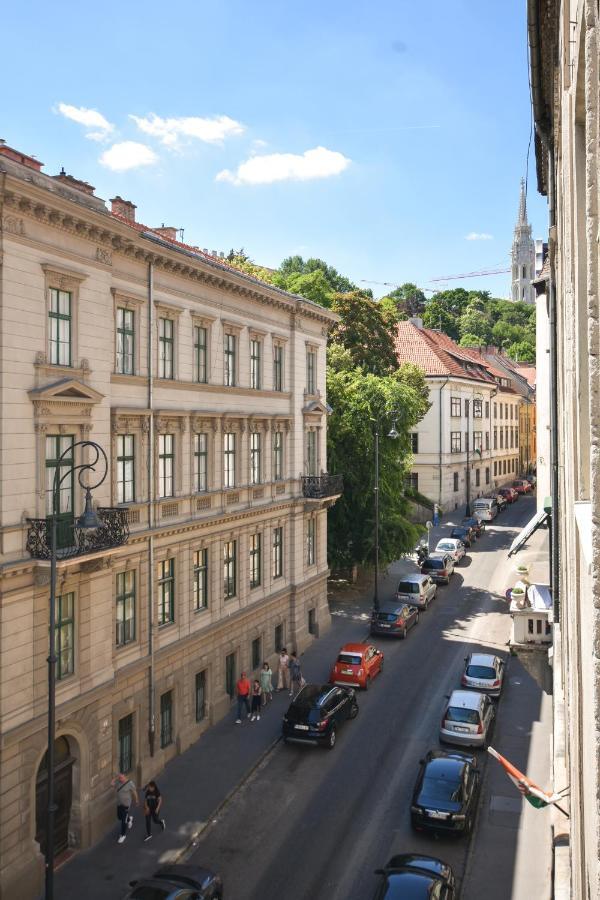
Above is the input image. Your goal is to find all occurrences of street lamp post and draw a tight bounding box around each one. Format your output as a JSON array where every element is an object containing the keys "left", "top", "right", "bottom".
[
  {"left": 372, "top": 414, "right": 400, "bottom": 610},
  {"left": 45, "top": 440, "right": 109, "bottom": 900}
]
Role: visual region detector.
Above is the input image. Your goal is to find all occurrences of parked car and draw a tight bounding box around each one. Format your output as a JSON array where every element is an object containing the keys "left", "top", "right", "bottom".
[
  {"left": 439, "top": 689, "right": 495, "bottom": 748},
  {"left": 371, "top": 601, "right": 419, "bottom": 639},
  {"left": 512, "top": 479, "right": 532, "bottom": 494},
  {"left": 421, "top": 553, "right": 455, "bottom": 585},
  {"left": 125, "top": 865, "right": 223, "bottom": 900},
  {"left": 472, "top": 497, "right": 498, "bottom": 521},
  {"left": 410, "top": 749, "right": 481, "bottom": 835},
  {"left": 450, "top": 526, "right": 474, "bottom": 548},
  {"left": 373, "top": 854, "right": 456, "bottom": 899},
  {"left": 462, "top": 515, "right": 485, "bottom": 536},
  {"left": 498, "top": 486, "right": 518, "bottom": 503},
  {"left": 525, "top": 473, "right": 537, "bottom": 487},
  {"left": 461, "top": 652, "right": 505, "bottom": 698},
  {"left": 434, "top": 538, "right": 466, "bottom": 563},
  {"left": 329, "top": 642, "right": 384, "bottom": 689},
  {"left": 494, "top": 493, "right": 508, "bottom": 512},
  {"left": 395, "top": 573, "right": 437, "bottom": 609},
  {"left": 282, "top": 683, "right": 358, "bottom": 749}
]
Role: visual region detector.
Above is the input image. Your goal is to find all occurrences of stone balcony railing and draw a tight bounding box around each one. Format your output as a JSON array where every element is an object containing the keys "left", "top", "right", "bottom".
[
  {"left": 26, "top": 508, "right": 129, "bottom": 560},
  {"left": 301, "top": 474, "right": 344, "bottom": 500}
]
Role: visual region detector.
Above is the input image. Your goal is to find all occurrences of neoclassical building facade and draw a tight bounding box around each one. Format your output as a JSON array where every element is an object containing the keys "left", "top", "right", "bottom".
[{"left": 0, "top": 144, "right": 341, "bottom": 897}]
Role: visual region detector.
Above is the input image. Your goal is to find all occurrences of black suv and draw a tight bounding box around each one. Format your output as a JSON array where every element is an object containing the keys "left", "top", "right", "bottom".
[
  {"left": 282, "top": 683, "right": 358, "bottom": 749},
  {"left": 411, "top": 749, "right": 480, "bottom": 835}
]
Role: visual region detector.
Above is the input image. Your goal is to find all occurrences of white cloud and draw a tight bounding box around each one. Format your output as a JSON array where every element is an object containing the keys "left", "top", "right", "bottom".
[
  {"left": 465, "top": 232, "right": 494, "bottom": 241},
  {"left": 99, "top": 141, "right": 158, "bottom": 172},
  {"left": 216, "top": 146, "right": 351, "bottom": 186},
  {"left": 56, "top": 103, "right": 114, "bottom": 140},
  {"left": 130, "top": 113, "right": 245, "bottom": 146}
]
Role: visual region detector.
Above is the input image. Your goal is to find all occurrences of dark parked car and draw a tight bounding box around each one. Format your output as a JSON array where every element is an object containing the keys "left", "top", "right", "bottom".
[
  {"left": 411, "top": 749, "right": 481, "bottom": 835},
  {"left": 373, "top": 854, "right": 456, "bottom": 899},
  {"left": 282, "top": 683, "right": 358, "bottom": 749},
  {"left": 420, "top": 553, "right": 455, "bottom": 585},
  {"left": 462, "top": 515, "right": 485, "bottom": 536},
  {"left": 125, "top": 865, "right": 223, "bottom": 900},
  {"left": 371, "top": 600, "right": 419, "bottom": 638},
  {"left": 450, "top": 526, "right": 474, "bottom": 548}
]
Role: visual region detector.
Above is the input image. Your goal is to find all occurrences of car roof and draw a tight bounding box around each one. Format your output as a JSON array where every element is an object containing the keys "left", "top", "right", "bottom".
[
  {"left": 154, "top": 865, "right": 215, "bottom": 887},
  {"left": 398, "top": 573, "right": 428, "bottom": 584},
  {"left": 422, "top": 755, "right": 466, "bottom": 779},
  {"left": 385, "top": 854, "right": 452, "bottom": 881},
  {"left": 383, "top": 871, "right": 440, "bottom": 896},
  {"left": 338, "top": 643, "right": 370, "bottom": 653},
  {"left": 436, "top": 538, "right": 458, "bottom": 545},
  {"left": 379, "top": 600, "right": 409, "bottom": 612},
  {"left": 447, "top": 689, "right": 486, "bottom": 709},
  {"left": 292, "top": 684, "right": 341, "bottom": 707},
  {"left": 425, "top": 552, "right": 448, "bottom": 559},
  {"left": 467, "top": 652, "right": 498, "bottom": 667}
]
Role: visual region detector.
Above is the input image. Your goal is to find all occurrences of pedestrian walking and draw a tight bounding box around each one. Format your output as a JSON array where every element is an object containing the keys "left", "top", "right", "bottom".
[
  {"left": 235, "top": 671, "right": 251, "bottom": 723},
  {"left": 277, "top": 647, "right": 290, "bottom": 692},
  {"left": 260, "top": 661, "right": 273, "bottom": 705},
  {"left": 143, "top": 780, "right": 166, "bottom": 842},
  {"left": 250, "top": 679, "right": 262, "bottom": 721},
  {"left": 289, "top": 651, "right": 304, "bottom": 698},
  {"left": 111, "top": 773, "right": 139, "bottom": 844}
]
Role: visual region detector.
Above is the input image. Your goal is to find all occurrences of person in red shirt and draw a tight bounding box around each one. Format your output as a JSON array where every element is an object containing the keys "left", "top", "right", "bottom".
[{"left": 235, "top": 672, "right": 251, "bottom": 723}]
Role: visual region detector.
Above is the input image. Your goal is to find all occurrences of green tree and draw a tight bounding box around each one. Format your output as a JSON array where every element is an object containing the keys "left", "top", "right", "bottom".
[
  {"left": 378, "top": 283, "right": 427, "bottom": 323},
  {"left": 422, "top": 298, "right": 459, "bottom": 339},
  {"left": 458, "top": 305, "right": 493, "bottom": 343},
  {"left": 278, "top": 256, "right": 357, "bottom": 294},
  {"left": 506, "top": 340, "right": 536, "bottom": 363},
  {"left": 276, "top": 269, "right": 333, "bottom": 307},
  {"left": 491, "top": 320, "right": 524, "bottom": 349},
  {"left": 459, "top": 333, "right": 484, "bottom": 348},
  {"left": 329, "top": 291, "right": 398, "bottom": 376}
]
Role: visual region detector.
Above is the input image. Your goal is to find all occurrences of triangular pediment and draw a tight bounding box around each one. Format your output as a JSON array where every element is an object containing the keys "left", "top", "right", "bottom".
[
  {"left": 29, "top": 378, "right": 104, "bottom": 405},
  {"left": 303, "top": 399, "right": 331, "bottom": 416}
]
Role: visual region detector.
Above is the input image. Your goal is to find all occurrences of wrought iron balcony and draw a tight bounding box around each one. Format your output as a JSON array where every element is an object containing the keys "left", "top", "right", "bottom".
[
  {"left": 26, "top": 508, "right": 130, "bottom": 561},
  {"left": 302, "top": 474, "right": 344, "bottom": 500}
]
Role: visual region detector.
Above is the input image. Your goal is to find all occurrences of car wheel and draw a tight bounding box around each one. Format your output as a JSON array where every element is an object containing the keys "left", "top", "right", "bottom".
[
  {"left": 401, "top": 626, "right": 408, "bottom": 639},
  {"left": 349, "top": 701, "right": 359, "bottom": 719},
  {"left": 327, "top": 725, "right": 337, "bottom": 749}
]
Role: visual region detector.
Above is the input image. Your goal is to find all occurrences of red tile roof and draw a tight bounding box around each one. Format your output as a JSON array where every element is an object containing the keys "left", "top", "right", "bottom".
[
  {"left": 394, "top": 322, "right": 499, "bottom": 384},
  {"left": 514, "top": 365, "right": 536, "bottom": 386}
]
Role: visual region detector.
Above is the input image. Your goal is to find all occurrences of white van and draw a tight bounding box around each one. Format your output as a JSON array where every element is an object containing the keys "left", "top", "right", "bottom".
[{"left": 472, "top": 497, "right": 498, "bottom": 521}]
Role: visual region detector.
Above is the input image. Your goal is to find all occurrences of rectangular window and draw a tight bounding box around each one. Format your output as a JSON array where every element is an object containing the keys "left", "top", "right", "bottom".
[
  {"left": 56, "top": 592, "right": 74, "bottom": 680},
  {"left": 194, "top": 433, "right": 208, "bottom": 492},
  {"left": 160, "top": 691, "right": 173, "bottom": 748},
  {"left": 116, "top": 434, "right": 135, "bottom": 503},
  {"left": 273, "top": 431, "right": 283, "bottom": 481},
  {"left": 485, "top": 431, "right": 490, "bottom": 451},
  {"left": 473, "top": 432, "right": 483, "bottom": 453},
  {"left": 249, "top": 533, "right": 262, "bottom": 589},
  {"left": 515, "top": 429, "right": 519, "bottom": 447},
  {"left": 510, "top": 428, "right": 514, "bottom": 449},
  {"left": 307, "top": 349, "right": 317, "bottom": 394},
  {"left": 528, "top": 618, "right": 534, "bottom": 634},
  {"left": 223, "top": 433, "right": 236, "bottom": 488},
  {"left": 158, "top": 558, "right": 175, "bottom": 626},
  {"left": 158, "top": 434, "right": 174, "bottom": 498},
  {"left": 250, "top": 432, "right": 262, "bottom": 485},
  {"left": 158, "top": 317, "right": 174, "bottom": 379},
  {"left": 473, "top": 398, "right": 482, "bottom": 417},
  {"left": 464, "top": 399, "right": 469, "bottom": 416},
  {"left": 193, "top": 549, "right": 208, "bottom": 610},
  {"left": 450, "top": 432, "right": 461, "bottom": 453},
  {"left": 118, "top": 714, "right": 133, "bottom": 774},
  {"left": 503, "top": 460, "right": 507, "bottom": 474},
  {"left": 307, "top": 518, "right": 316, "bottom": 566},
  {"left": 250, "top": 339, "right": 262, "bottom": 390},
  {"left": 251, "top": 636, "right": 261, "bottom": 670},
  {"left": 405, "top": 472, "right": 419, "bottom": 491},
  {"left": 116, "top": 571, "right": 136, "bottom": 646},
  {"left": 195, "top": 671, "right": 207, "bottom": 722},
  {"left": 493, "top": 428, "right": 498, "bottom": 450},
  {"left": 500, "top": 404, "right": 503, "bottom": 419},
  {"left": 46, "top": 434, "right": 74, "bottom": 549},
  {"left": 410, "top": 433, "right": 419, "bottom": 453},
  {"left": 494, "top": 461, "right": 497, "bottom": 476},
  {"left": 485, "top": 401, "right": 489, "bottom": 418},
  {"left": 273, "top": 344, "right": 284, "bottom": 391},
  {"left": 308, "top": 608, "right": 317, "bottom": 635},
  {"left": 225, "top": 653, "right": 236, "bottom": 698},
  {"left": 116, "top": 307, "right": 134, "bottom": 375},
  {"left": 451, "top": 396, "right": 461, "bottom": 417},
  {"left": 500, "top": 429, "right": 504, "bottom": 449},
  {"left": 224, "top": 333, "right": 236, "bottom": 387},
  {"left": 505, "top": 403, "right": 508, "bottom": 419},
  {"left": 272, "top": 526, "right": 283, "bottom": 580},
  {"left": 510, "top": 405, "right": 514, "bottom": 420},
  {"left": 224, "top": 540, "right": 237, "bottom": 599},
  {"left": 48, "top": 288, "right": 72, "bottom": 366},
  {"left": 274, "top": 623, "right": 283, "bottom": 652},
  {"left": 453, "top": 472, "right": 459, "bottom": 492},
  {"left": 475, "top": 468, "right": 480, "bottom": 487},
  {"left": 485, "top": 467, "right": 490, "bottom": 484},
  {"left": 194, "top": 325, "right": 208, "bottom": 383},
  {"left": 465, "top": 431, "right": 469, "bottom": 451},
  {"left": 306, "top": 431, "right": 317, "bottom": 475},
  {"left": 494, "top": 402, "right": 498, "bottom": 418}
]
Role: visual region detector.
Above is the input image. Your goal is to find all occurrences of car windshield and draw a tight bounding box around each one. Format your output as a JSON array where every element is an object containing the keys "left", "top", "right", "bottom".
[
  {"left": 129, "top": 888, "right": 171, "bottom": 900},
  {"left": 445, "top": 706, "right": 480, "bottom": 724},
  {"left": 423, "top": 558, "right": 444, "bottom": 569},
  {"left": 397, "top": 582, "right": 419, "bottom": 594},
  {"left": 436, "top": 542, "right": 454, "bottom": 551},
  {"left": 420, "top": 774, "right": 462, "bottom": 802},
  {"left": 466, "top": 665, "right": 496, "bottom": 679},
  {"left": 337, "top": 653, "right": 362, "bottom": 666}
]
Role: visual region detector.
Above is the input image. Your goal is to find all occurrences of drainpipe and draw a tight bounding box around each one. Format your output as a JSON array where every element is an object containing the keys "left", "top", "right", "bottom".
[
  {"left": 438, "top": 376, "right": 450, "bottom": 506},
  {"left": 147, "top": 262, "right": 156, "bottom": 756},
  {"left": 548, "top": 149, "right": 559, "bottom": 620}
]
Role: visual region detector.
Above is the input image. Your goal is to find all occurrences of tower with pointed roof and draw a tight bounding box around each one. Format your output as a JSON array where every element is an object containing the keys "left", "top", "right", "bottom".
[{"left": 511, "top": 179, "right": 535, "bottom": 303}]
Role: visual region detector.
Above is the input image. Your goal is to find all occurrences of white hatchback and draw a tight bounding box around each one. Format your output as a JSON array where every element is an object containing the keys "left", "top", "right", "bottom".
[
  {"left": 461, "top": 652, "right": 505, "bottom": 698},
  {"left": 434, "top": 538, "right": 466, "bottom": 563}
]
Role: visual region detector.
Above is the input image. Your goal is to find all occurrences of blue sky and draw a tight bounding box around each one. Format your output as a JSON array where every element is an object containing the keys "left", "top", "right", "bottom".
[{"left": 1, "top": 0, "right": 547, "bottom": 299}]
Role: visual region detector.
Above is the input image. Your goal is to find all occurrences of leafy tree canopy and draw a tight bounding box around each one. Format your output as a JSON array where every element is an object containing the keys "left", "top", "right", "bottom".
[
  {"left": 329, "top": 291, "right": 398, "bottom": 376},
  {"left": 458, "top": 306, "right": 493, "bottom": 344},
  {"left": 378, "top": 283, "right": 427, "bottom": 323},
  {"left": 506, "top": 340, "right": 536, "bottom": 363},
  {"left": 459, "top": 333, "right": 485, "bottom": 348},
  {"left": 278, "top": 256, "right": 358, "bottom": 295}
]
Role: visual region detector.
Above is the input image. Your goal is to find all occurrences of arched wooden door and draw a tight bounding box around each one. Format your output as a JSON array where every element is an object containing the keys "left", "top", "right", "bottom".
[{"left": 35, "top": 736, "right": 74, "bottom": 857}]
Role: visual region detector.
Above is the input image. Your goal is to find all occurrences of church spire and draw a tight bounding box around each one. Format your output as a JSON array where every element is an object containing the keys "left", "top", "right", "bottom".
[{"left": 517, "top": 178, "right": 527, "bottom": 225}]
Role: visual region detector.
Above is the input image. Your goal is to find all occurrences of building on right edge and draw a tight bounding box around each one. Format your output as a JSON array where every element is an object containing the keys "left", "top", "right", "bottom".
[{"left": 527, "top": 2, "right": 599, "bottom": 898}]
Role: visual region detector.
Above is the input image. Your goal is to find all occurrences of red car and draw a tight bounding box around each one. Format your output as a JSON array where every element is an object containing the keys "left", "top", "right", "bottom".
[
  {"left": 329, "top": 642, "right": 384, "bottom": 690},
  {"left": 499, "top": 487, "right": 518, "bottom": 503},
  {"left": 512, "top": 479, "right": 532, "bottom": 494}
]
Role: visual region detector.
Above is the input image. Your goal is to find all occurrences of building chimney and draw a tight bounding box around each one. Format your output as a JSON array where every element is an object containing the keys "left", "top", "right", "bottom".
[
  {"left": 53, "top": 167, "right": 96, "bottom": 196},
  {"left": 408, "top": 316, "right": 423, "bottom": 328},
  {"left": 154, "top": 225, "right": 179, "bottom": 242},
  {"left": 110, "top": 196, "right": 137, "bottom": 222},
  {"left": 0, "top": 140, "right": 43, "bottom": 172}
]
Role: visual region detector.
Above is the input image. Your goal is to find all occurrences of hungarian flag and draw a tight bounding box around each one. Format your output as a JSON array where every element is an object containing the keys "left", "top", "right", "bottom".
[{"left": 487, "top": 747, "right": 564, "bottom": 809}]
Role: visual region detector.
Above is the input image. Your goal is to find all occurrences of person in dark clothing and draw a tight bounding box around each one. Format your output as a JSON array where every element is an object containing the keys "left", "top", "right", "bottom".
[{"left": 143, "top": 780, "right": 166, "bottom": 841}]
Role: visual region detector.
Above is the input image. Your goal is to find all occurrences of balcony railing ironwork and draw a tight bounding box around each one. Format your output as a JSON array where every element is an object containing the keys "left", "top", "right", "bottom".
[
  {"left": 26, "top": 508, "right": 129, "bottom": 560},
  {"left": 302, "top": 474, "right": 344, "bottom": 500}
]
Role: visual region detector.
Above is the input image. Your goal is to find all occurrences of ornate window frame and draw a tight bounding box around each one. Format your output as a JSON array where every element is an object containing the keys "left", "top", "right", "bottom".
[
  {"left": 111, "top": 409, "right": 151, "bottom": 504},
  {"left": 39, "top": 264, "right": 87, "bottom": 376},
  {"left": 111, "top": 289, "right": 145, "bottom": 376}
]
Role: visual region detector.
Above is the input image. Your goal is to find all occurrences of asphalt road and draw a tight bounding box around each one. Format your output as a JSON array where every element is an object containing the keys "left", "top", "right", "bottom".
[{"left": 188, "top": 497, "right": 540, "bottom": 900}]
